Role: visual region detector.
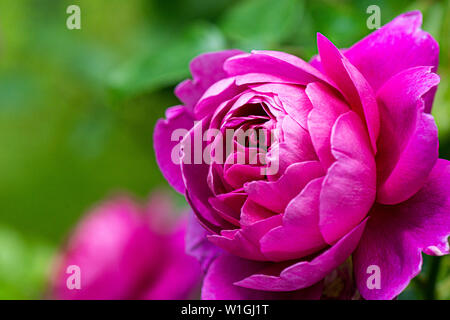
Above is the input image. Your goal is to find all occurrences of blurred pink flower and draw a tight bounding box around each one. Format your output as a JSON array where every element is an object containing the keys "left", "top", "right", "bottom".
[{"left": 51, "top": 193, "right": 201, "bottom": 300}]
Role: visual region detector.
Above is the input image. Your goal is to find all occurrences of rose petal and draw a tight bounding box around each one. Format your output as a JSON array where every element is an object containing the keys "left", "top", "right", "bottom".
[
  {"left": 375, "top": 66, "right": 439, "bottom": 204},
  {"left": 194, "top": 77, "right": 243, "bottom": 119},
  {"left": 154, "top": 106, "right": 194, "bottom": 193},
  {"left": 208, "top": 215, "right": 282, "bottom": 261},
  {"left": 223, "top": 163, "right": 265, "bottom": 189},
  {"left": 319, "top": 111, "right": 376, "bottom": 244},
  {"left": 202, "top": 253, "right": 323, "bottom": 300},
  {"left": 260, "top": 177, "right": 327, "bottom": 261},
  {"left": 209, "top": 192, "right": 246, "bottom": 226},
  {"left": 317, "top": 34, "right": 379, "bottom": 153},
  {"left": 240, "top": 199, "right": 275, "bottom": 227},
  {"left": 235, "top": 219, "right": 367, "bottom": 291},
  {"left": 344, "top": 11, "right": 439, "bottom": 105},
  {"left": 354, "top": 159, "right": 450, "bottom": 300},
  {"left": 181, "top": 120, "right": 235, "bottom": 231},
  {"left": 224, "top": 50, "right": 332, "bottom": 86},
  {"left": 175, "top": 50, "right": 243, "bottom": 112},
  {"left": 185, "top": 212, "right": 224, "bottom": 272},
  {"left": 272, "top": 115, "right": 317, "bottom": 179},
  {"left": 141, "top": 221, "right": 201, "bottom": 300},
  {"left": 306, "top": 82, "right": 349, "bottom": 168},
  {"left": 250, "top": 83, "right": 313, "bottom": 130},
  {"left": 52, "top": 198, "right": 160, "bottom": 299},
  {"left": 245, "top": 161, "right": 324, "bottom": 213}
]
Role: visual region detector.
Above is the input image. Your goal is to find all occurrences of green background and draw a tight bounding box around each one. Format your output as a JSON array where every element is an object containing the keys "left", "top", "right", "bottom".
[{"left": 0, "top": 0, "right": 448, "bottom": 299}]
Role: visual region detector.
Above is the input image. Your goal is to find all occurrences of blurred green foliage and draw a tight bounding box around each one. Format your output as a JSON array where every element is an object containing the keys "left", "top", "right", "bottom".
[{"left": 0, "top": 0, "right": 448, "bottom": 299}]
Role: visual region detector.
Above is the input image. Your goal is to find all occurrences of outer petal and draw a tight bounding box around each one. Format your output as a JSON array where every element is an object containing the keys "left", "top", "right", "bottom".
[
  {"left": 202, "top": 253, "right": 323, "bottom": 300},
  {"left": 175, "top": 50, "right": 243, "bottom": 111},
  {"left": 344, "top": 11, "right": 439, "bottom": 106},
  {"left": 154, "top": 106, "right": 194, "bottom": 193},
  {"left": 375, "top": 66, "right": 439, "bottom": 204},
  {"left": 185, "top": 212, "right": 224, "bottom": 272},
  {"left": 317, "top": 34, "right": 379, "bottom": 153},
  {"left": 354, "top": 159, "right": 450, "bottom": 300},
  {"left": 319, "top": 111, "right": 376, "bottom": 244},
  {"left": 235, "top": 219, "right": 367, "bottom": 291}
]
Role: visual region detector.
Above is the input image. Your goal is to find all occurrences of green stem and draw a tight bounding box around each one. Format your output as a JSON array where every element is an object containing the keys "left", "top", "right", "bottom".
[{"left": 424, "top": 256, "right": 442, "bottom": 300}]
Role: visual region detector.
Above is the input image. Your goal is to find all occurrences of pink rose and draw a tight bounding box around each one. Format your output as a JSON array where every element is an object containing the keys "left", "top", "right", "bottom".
[
  {"left": 51, "top": 193, "right": 201, "bottom": 300},
  {"left": 154, "top": 11, "right": 449, "bottom": 299}
]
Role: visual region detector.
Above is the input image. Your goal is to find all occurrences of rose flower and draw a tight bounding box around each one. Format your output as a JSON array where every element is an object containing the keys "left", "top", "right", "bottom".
[{"left": 154, "top": 12, "right": 449, "bottom": 300}]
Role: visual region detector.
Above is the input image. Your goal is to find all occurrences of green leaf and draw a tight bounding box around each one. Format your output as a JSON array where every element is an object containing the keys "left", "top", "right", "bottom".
[
  {"left": 108, "top": 22, "right": 226, "bottom": 98},
  {"left": 220, "top": 0, "right": 303, "bottom": 49}
]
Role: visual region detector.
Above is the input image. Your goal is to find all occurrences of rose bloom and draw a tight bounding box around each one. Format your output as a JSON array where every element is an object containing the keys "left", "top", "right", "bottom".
[
  {"left": 50, "top": 193, "right": 201, "bottom": 300},
  {"left": 154, "top": 12, "right": 450, "bottom": 300}
]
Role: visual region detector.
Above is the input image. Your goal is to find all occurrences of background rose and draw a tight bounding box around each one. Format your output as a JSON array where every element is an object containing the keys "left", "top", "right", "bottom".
[
  {"left": 155, "top": 11, "right": 450, "bottom": 300},
  {"left": 51, "top": 193, "right": 201, "bottom": 300}
]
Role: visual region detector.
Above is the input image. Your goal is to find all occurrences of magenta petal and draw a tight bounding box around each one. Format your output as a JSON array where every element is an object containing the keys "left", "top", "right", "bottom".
[
  {"left": 154, "top": 106, "right": 194, "bottom": 193},
  {"left": 209, "top": 192, "right": 246, "bottom": 226},
  {"left": 235, "top": 219, "right": 367, "bottom": 291},
  {"left": 202, "top": 253, "right": 323, "bottom": 300},
  {"left": 175, "top": 50, "right": 243, "bottom": 111},
  {"left": 245, "top": 161, "right": 324, "bottom": 213},
  {"left": 260, "top": 178, "right": 327, "bottom": 261},
  {"left": 375, "top": 67, "right": 439, "bottom": 204},
  {"left": 378, "top": 114, "right": 438, "bottom": 205},
  {"left": 224, "top": 50, "right": 332, "bottom": 86},
  {"left": 345, "top": 11, "right": 439, "bottom": 103},
  {"left": 224, "top": 163, "right": 265, "bottom": 189},
  {"left": 354, "top": 159, "right": 450, "bottom": 300},
  {"left": 52, "top": 198, "right": 160, "bottom": 300},
  {"left": 194, "top": 77, "right": 243, "bottom": 119},
  {"left": 250, "top": 83, "right": 312, "bottom": 130},
  {"left": 274, "top": 115, "right": 318, "bottom": 178},
  {"left": 208, "top": 215, "right": 282, "bottom": 261},
  {"left": 319, "top": 111, "right": 376, "bottom": 244},
  {"left": 317, "top": 34, "right": 379, "bottom": 153},
  {"left": 207, "top": 162, "right": 231, "bottom": 195},
  {"left": 308, "top": 54, "right": 323, "bottom": 72},
  {"left": 306, "top": 82, "right": 349, "bottom": 168},
  {"left": 240, "top": 199, "right": 274, "bottom": 226},
  {"left": 185, "top": 212, "right": 224, "bottom": 272},
  {"left": 141, "top": 221, "right": 201, "bottom": 300},
  {"left": 182, "top": 120, "right": 235, "bottom": 231}
]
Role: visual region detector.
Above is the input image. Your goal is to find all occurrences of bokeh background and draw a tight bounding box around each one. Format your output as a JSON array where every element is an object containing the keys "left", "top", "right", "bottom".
[{"left": 0, "top": 0, "right": 448, "bottom": 299}]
